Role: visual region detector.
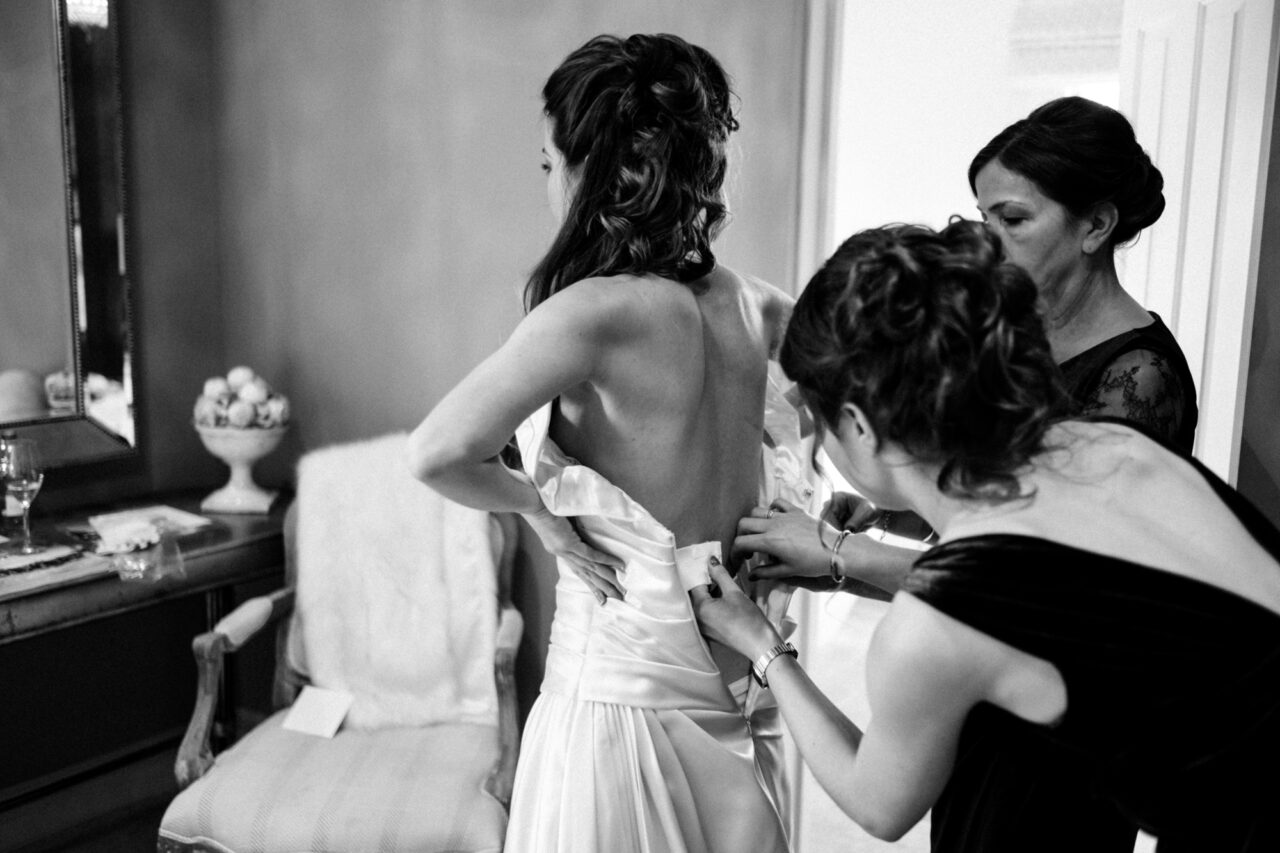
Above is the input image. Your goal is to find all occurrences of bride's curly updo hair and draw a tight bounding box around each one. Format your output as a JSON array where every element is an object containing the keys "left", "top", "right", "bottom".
[
  {"left": 969, "top": 96, "right": 1165, "bottom": 248},
  {"left": 524, "top": 33, "right": 739, "bottom": 311},
  {"left": 780, "top": 219, "right": 1070, "bottom": 502}
]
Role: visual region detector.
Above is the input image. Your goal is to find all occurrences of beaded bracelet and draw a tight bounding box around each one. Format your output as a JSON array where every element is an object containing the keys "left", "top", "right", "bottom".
[{"left": 829, "top": 527, "right": 853, "bottom": 589}]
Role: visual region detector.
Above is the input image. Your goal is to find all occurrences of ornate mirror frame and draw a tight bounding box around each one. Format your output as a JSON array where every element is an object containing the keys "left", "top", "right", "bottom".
[{"left": 2, "top": 0, "right": 139, "bottom": 470}]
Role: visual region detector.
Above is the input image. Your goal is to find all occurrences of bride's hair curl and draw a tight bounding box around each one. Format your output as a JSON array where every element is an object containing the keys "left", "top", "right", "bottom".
[{"left": 524, "top": 33, "right": 739, "bottom": 312}]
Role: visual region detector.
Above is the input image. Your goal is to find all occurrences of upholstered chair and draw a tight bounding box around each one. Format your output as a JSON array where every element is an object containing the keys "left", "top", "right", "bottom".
[{"left": 157, "top": 433, "right": 522, "bottom": 853}]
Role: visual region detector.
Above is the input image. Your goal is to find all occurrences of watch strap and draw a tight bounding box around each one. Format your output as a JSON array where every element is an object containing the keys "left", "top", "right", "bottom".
[{"left": 751, "top": 641, "right": 798, "bottom": 688}]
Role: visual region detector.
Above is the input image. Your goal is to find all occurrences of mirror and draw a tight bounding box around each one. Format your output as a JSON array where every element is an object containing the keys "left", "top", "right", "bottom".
[{"left": 0, "top": 0, "right": 136, "bottom": 470}]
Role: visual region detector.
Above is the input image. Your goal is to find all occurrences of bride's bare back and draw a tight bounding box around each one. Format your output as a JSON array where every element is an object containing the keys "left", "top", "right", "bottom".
[
  {"left": 409, "top": 31, "right": 788, "bottom": 701},
  {"left": 552, "top": 266, "right": 788, "bottom": 554},
  {"left": 549, "top": 266, "right": 790, "bottom": 680}
]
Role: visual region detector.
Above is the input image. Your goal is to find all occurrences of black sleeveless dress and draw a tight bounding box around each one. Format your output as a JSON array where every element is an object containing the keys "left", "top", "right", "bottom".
[{"left": 903, "top": 453, "right": 1280, "bottom": 852}]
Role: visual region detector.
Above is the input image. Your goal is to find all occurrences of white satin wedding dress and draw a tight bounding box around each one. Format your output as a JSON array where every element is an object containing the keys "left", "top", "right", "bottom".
[{"left": 503, "top": 379, "right": 816, "bottom": 853}]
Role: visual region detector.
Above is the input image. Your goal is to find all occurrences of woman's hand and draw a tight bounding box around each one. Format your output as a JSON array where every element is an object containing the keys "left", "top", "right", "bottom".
[
  {"left": 690, "top": 558, "right": 781, "bottom": 659},
  {"left": 732, "top": 495, "right": 878, "bottom": 586},
  {"left": 524, "top": 506, "right": 626, "bottom": 604},
  {"left": 733, "top": 495, "right": 906, "bottom": 599},
  {"left": 731, "top": 497, "right": 830, "bottom": 582}
]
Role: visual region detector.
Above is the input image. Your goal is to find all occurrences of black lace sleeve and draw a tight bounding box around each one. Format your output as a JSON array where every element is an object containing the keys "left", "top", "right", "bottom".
[{"left": 1076, "top": 348, "right": 1188, "bottom": 447}]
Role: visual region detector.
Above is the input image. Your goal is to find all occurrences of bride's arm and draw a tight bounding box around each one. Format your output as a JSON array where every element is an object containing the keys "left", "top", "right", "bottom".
[
  {"left": 409, "top": 287, "right": 602, "bottom": 507},
  {"left": 409, "top": 285, "right": 626, "bottom": 599}
]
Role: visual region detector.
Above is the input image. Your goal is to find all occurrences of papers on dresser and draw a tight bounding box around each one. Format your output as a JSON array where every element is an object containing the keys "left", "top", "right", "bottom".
[{"left": 89, "top": 505, "right": 212, "bottom": 554}]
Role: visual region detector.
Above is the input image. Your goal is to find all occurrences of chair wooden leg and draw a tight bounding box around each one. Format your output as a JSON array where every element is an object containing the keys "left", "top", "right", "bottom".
[
  {"left": 486, "top": 605, "right": 523, "bottom": 809},
  {"left": 174, "top": 632, "right": 227, "bottom": 789}
]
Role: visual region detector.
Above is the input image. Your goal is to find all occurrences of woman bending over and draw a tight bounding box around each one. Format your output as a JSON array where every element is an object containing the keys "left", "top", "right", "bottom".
[{"left": 695, "top": 219, "right": 1280, "bottom": 851}]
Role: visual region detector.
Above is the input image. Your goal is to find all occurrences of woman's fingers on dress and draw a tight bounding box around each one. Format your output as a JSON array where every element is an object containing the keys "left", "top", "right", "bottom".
[
  {"left": 572, "top": 545, "right": 626, "bottom": 589},
  {"left": 569, "top": 559, "right": 623, "bottom": 602},
  {"left": 707, "top": 560, "right": 738, "bottom": 593},
  {"left": 730, "top": 532, "right": 767, "bottom": 563},
  {"left": 576, "top": 572, "right": 607, "bottom": 605},
  {"left": 748, "top": 560, "right": 798, "bottom": 580},
  {"left": 578, "top": 542, "right": 625, "bottom": 570},
  {"left": 592, "top": 563, "right": 625, "bottom": 598},
  {"left": 749, "top": 501, "right": 792, "bottom": 520},
  {"left": 588, "top": 566, "right": 625, "bottom": 600},
  {"left": 732, "top": 532, "right": 789, "bottom": 567},
  {"left": 565, "top": 540, "right": 625, "bottom": 597}
]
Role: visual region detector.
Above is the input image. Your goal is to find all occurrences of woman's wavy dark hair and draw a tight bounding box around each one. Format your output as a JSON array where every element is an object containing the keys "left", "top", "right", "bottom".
[
  {"left": 780, "top": 219, "right": 1070, "bottom": 502},
  {"left": 524, "top": 33, "right": 739, "bottom": 312},
  {"left": 968, "top": 96, "right": 1165, "bottom": 248}
]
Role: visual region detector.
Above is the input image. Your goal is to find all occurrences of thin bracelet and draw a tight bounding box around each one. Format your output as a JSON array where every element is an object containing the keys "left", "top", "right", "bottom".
[
  {"left": 866, "top": 510, "right": 891, "bottom": 542},
  {"left": 829, "top": 528, "right": 853, "bottom": 588}
]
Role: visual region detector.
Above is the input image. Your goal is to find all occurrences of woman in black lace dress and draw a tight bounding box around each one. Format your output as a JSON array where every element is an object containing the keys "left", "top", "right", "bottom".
[
  {"left": 971, "top": 96, "right": 1196, "bottom": 451},
  {"left": 693, "top": 220, "right": 1280, "bottom": 851}
]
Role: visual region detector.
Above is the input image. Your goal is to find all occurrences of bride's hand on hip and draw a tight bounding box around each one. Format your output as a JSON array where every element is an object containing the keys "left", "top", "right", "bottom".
[
  {"left": 524, "top": 507, "right": 626, "bottom": 604},
  {"left": 690, "top": 558, "right": 780, "bottom": 660}
]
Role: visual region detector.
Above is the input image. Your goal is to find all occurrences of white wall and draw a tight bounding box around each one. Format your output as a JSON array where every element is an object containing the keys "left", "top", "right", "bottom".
[{"left": 831, "top": 0, "right": 1121, "bottom": 244}]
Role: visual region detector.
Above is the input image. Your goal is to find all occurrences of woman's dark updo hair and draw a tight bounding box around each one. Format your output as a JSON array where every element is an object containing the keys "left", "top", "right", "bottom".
[
  {"left": 780, "top": 219, "right": 1069, "bottom": 502},
  {"left": 968, "top": 96, "right": 1165, "bottom": 248},
  {"left": 524, "top": 33, "right": 739, "bottom": 311}
]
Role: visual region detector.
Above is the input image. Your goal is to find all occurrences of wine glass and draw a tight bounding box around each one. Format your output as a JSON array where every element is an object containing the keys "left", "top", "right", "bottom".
[{"left": 1, "top": 438, "right": 46, "bottom": 555}]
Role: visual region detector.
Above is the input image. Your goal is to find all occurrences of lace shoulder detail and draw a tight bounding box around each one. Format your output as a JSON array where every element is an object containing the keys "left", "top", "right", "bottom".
[{"left": 1077, "top": 348, "right": 1188, "bottom": 446}]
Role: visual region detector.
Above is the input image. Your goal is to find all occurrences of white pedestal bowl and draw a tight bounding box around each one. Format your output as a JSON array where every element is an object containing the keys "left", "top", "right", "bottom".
[{"left": 196, "top": 425, "right": 287, "bottom": 514}]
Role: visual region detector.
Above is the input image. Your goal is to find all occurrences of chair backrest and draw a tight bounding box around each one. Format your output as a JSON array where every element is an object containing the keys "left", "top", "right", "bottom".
[{"left": 282, "top": 432, "right": 504, "bottom": 730}]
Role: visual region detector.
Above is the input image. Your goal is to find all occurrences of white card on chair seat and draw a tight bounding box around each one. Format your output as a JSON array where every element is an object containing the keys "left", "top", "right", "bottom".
[{"left": 282, "top": 686, "right": 353, "bottom": 738}]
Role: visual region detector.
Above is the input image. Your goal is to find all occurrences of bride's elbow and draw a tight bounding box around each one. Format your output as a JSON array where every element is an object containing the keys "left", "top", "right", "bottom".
[{"left": 406, "top": 427, "right": 465, "bottom": 485}]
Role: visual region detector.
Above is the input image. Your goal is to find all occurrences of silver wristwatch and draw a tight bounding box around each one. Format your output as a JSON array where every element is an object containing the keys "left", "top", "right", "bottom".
[{"left": 750, "top": 642, "right": 798, "bottom": 688}]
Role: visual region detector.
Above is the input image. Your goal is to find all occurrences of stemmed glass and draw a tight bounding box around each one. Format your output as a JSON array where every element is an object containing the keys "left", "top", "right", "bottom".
[{"left": 1, "top": 438, "right": 46, "bottom": 555}]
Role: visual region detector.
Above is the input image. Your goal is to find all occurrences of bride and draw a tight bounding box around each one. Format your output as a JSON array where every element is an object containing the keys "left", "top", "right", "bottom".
[{"left": 409, "top": 32, "right": 810, "bottom": 853}]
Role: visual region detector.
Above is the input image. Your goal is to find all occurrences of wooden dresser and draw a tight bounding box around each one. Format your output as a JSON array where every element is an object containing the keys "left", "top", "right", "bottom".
[{"left": 0, "top": 492, "right": 287, "bottom": 851}]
